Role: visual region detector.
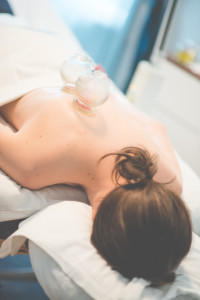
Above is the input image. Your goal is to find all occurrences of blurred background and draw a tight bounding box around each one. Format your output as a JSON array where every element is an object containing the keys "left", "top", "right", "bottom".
[{"left": 49, "top": 0, "right": 200, "bottom": 92}]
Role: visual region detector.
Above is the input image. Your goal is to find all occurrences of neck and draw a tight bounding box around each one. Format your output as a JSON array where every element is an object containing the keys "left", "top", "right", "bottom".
[{"left": 87, "top": 185, "right": 112, "bottom": 216}]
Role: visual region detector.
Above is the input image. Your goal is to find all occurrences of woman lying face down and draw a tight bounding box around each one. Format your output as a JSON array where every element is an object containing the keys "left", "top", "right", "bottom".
[
  {"left": 0, "top": 87, "right": 192, "bottom": 287},
  {"left": 91, "top": 147, "right": 192, "bottom": 286}
]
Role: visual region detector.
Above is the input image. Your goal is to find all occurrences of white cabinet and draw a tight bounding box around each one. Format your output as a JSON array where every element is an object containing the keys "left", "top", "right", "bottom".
[{"left": 126, "top": 58, "right": 200, "bottom": 176}]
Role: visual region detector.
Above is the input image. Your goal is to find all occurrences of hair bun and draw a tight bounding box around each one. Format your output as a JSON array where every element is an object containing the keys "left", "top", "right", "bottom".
[{"left": 112, "top": 147, "right": 157, "bottom": 184}]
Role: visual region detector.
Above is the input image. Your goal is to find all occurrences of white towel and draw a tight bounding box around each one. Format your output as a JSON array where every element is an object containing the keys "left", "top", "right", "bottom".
[
  {"left": 0, "top": 23, "right": 84, "bottom": 105},
  {"left": 0, "top": 202, "right": 200, "bottom": 300}
]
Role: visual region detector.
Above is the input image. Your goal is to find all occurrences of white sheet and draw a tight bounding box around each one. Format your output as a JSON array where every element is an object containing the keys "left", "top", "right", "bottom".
[{"left": 0, "top": 24, "right": 85, "bottom": 105}]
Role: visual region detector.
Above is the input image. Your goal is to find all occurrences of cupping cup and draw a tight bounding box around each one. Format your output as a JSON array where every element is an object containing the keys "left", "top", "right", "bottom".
[{"left": 60, "top": 54, "right": 110, "bottom": 114}]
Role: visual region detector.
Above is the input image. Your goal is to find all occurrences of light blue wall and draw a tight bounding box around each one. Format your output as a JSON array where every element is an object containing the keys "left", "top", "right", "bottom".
[
  {"left": 50, "top": 0, "right": 200, "bottom": 89},
  {"left": 49, "top": 0, "right": 138, "bottom": 82},
  {"left": 164, "top": 0, "right": 200, "bottom": 54}
]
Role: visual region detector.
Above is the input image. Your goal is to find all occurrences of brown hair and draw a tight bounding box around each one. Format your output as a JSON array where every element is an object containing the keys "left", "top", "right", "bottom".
[{"left": 91, "top": 147, "right": 192, "bottom": 286}]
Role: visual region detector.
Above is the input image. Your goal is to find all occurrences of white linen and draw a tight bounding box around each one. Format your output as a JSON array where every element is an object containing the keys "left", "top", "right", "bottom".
[
  {"left": 8, "top": 0, "right": 81, "bottom": 45},
  {"left": 0, "top": 201, "right": 200, "bottom": 300},
  {"left": 0, "top": 168, "right": 89, "bottom": 221},
  {"left": 0, "top": 0, "right": 86, "bottom": 105},
  {"left": 0, "top": 24, "right": 84, "bottom": 105}
]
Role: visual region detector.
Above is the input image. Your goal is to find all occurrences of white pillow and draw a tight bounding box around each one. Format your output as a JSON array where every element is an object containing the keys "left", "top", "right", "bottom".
[
  {"left": 1, "top": 201, "right": 200, "bottom": 300},
  {"left": 0, "top": 168, "right": 88, "bottom": 221}
]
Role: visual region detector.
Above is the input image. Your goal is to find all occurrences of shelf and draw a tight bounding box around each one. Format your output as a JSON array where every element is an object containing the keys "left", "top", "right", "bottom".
[{"left": 167, "top": 56, "right": 200, "bottom": 80}]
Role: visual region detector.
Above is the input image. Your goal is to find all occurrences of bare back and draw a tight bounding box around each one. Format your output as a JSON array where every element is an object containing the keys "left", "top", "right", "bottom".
[{"left": 0, "top": 87, "right": 182, "bottom": 207}]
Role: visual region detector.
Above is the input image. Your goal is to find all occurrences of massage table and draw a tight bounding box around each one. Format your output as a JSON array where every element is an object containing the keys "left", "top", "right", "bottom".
[{"left": 0, "top": 0, "right": 200, "bottom": 299}]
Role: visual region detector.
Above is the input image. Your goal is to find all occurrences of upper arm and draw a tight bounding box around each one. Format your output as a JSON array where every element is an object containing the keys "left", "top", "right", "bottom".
[
  {"left": 0, "top": 125, "right": 31, "bottom": 188},
  {"left": 144, "top": 124, "right": 183, "bottom": 196},
  {"left": 0, "top": 122, "right": 53, "bottom": 190},
  {"left": 126, "top": 115, "right": 183, "bottom": 195},
  {"left": 153, "top": 152, "right": 183, "bottom": 196}
]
